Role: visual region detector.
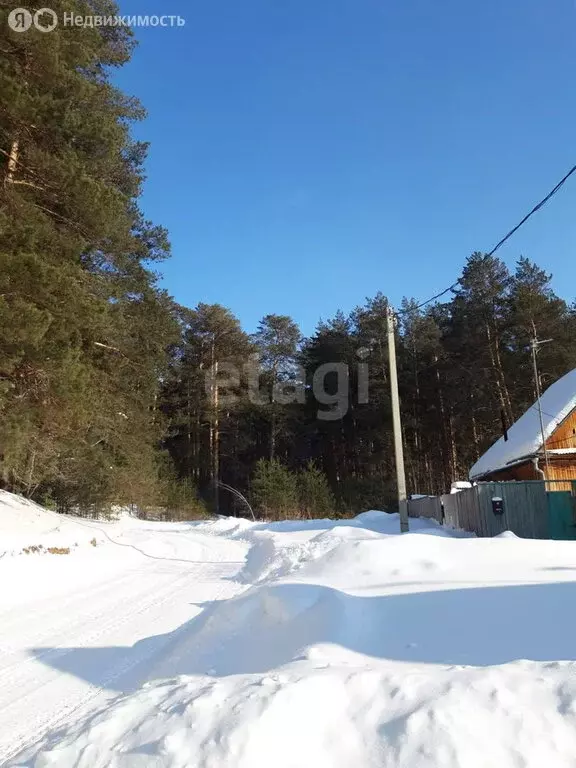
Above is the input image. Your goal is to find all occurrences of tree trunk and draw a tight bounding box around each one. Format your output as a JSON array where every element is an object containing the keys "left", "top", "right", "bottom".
[
  {"left": 269, "top": 409, "right": 276, "bottom": 461},
  {"left": 485, "top": 320, "right": 513, "bottom": 426},
  {"left": 209, "top": 337, "right": 220, "bottom": 513},
  {"left": 269, "top": 361, "right": 278, "bottom": 461},
  {"left": 470, "top": 390, "right": 480, "bottom": 461},
  {"left": 434, "top": 356, "right": 455, "bottom": 486},
  {"left": 6, "top": 140, "right": 19, "bottom": 182},
  {"left": 214, "top": 359, "right": 220, "bottom": 514}
]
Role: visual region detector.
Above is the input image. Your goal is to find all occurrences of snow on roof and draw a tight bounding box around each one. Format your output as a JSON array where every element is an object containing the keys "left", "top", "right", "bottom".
[{"left": 469, "top": 369, "right": 576, "bottom": 481}]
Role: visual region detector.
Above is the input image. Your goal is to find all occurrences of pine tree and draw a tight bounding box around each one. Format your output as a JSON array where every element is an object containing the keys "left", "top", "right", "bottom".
[
  {"left": 0, "top": 1, "right": 179, "bottom": 511},
  {"left": 252, "top": 459, "right": 299, "bottom": 520},
  {"left": 299, "top": 462, "right": 335, "bottom": 519},
  {"left": 161, "top": 304, "right": 253, "bottom": 512},
  {"left": 507, "top": 258, "right": 576, "bottom": 415},
  {"left": 253, "top": 314, "right": 301, "bottom": 461}
]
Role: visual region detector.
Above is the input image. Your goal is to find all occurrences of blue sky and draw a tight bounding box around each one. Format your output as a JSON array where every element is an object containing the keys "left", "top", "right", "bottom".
[{"left": 114, "top": 0, "right": 576, "bottom": 335}]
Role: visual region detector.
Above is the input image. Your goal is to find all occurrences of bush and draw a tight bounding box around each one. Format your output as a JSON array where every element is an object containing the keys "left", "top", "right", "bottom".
[
  {"left": 336, "top": 476, "right": 395, "bottom": 517},
  {"left": 299, "top": 462, "right": 335, "bottom": 519},
  {"left": 111, "top": 452, "right": 207, "bottom": 521},
  {"left": 158, "top": 475, "right": 208, "bottom": 521},
  {"left": 252, "top": 459, "right": 299, "bottom": 520}
]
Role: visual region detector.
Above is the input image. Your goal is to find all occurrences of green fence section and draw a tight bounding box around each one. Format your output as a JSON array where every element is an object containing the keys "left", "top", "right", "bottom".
[
  {"left": 548, "top": 489, "right": 576, "bottom": 541},
  {"left": 409, "top": 481, "right": 576, "bottom": 540}
]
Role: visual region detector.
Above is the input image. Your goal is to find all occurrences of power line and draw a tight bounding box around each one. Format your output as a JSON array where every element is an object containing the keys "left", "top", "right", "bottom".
[
  {"left": 487, "top": 163, "right": 576, "bottom": 257},
  {"left": 397, "top": 161, "right": 576, "bottom": 316},
  {"left": 401, "top": 282, "right": 460, "bottom": 314}
]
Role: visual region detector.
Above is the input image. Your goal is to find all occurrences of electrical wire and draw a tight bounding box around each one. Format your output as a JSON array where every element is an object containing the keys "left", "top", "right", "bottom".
[
  {"left": 396, "top": 162, "right": 576, "bottom": 316},
  {"left": 486, "top": 164, "right": 576, "bottom": 258},
  {"left": 400, "top": 282, "right": 461, "bottom": 314}
]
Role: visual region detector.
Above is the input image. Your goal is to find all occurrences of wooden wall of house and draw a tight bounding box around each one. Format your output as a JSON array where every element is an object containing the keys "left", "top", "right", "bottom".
[
  {"left": 475, "top": 408, "right": 576, "bottom": 487},
  {"left": 546, "top": 409, "right": 576, "bottom": 451},
  {"left": 487, "top": 462, "right": 539, "bottom": 482},
  {"left": 546, "top": 460, "right": 576, "bottom": 490},
  {"left": 544, "top": 408, "right": 576, "bottom": 489},
  {"left": 481, "top": 459, "right": 576, "bottom": 489}
]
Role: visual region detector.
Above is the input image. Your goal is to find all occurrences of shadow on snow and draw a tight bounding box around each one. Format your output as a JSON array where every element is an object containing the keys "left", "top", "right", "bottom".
[{"left": 31, "top": 579, "right": 576, "bottom": 693}]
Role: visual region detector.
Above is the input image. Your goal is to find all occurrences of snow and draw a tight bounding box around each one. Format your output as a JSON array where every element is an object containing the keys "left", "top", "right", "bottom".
[
  {"left": 0, "top": 491, "right": 111, "bottom": 557},
  {"left": 3, "top": 494, "right": 576, "bottom": 766},
  {"left": 450, "top": 480, "right": 472, "bottom": 493},
  {"left": 469, "top": 367, "right": 576, "bottom": 480}
]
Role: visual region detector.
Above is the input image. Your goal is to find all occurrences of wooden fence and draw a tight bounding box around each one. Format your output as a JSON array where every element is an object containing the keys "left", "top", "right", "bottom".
[
  {"left": 406, "top": 496, "right": 443, "bottom": 524},
  {"left": 408, "top": 482, "right": 553, "bottom": 539}
]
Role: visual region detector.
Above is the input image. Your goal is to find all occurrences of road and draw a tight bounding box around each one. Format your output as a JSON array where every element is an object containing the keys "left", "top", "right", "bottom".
[{"left": 0, "top": 522, "right": 247, "bottom": 765}]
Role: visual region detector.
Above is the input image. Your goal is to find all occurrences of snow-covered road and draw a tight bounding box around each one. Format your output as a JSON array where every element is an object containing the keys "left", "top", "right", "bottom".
[
  {"left": 0, "top": 510, "right": 247, "bottom": 764},
  {"left": 4, "top": 492, "right": 576, "bottom": 767}
]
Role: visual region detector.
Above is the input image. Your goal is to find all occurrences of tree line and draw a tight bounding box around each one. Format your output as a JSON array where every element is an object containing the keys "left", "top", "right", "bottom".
[{"left": 2, "top": 3, "right": 575, "bottom": 519}]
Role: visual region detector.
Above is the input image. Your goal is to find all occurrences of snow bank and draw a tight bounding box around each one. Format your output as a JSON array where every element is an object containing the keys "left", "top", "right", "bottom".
[
  {"left": 189, "top": 515, "right": 255, "bottom": 538},
  {"left": 233, "top": 510, "right": 455, "bottom": 584},
  {"left": 0, "top": 491, "right": 108, "bottom": 557},
  {"left": 236, "top": 532, "right": 337, "bottom": 584},
  {"left": 25, "top": 660, "right": 576, "bottom": 768},
  {"left": 11, "top": 504, "right": 576, "bottom": 767}
]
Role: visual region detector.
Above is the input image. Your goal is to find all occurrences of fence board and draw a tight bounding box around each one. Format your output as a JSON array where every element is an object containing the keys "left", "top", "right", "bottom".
[
  {"left": 437, "top": 482, "right": 550, "bottom": 539},
  {"left": 407, "top": 496, "right": 443, "bottom": 523},
  {"left": 441, "top": 488, "right": 478, "bottom": 533},
  {"left": 479, "top": 482, "right": 549, "bottom": 539}
]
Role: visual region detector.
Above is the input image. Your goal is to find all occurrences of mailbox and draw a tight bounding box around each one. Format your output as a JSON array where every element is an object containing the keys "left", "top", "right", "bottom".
[{"left": 492, "top": 497, "right": 504, "bottom": 516}]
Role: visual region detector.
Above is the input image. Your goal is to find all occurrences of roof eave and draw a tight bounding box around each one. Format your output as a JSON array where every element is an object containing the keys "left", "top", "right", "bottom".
[{"left": 470, "top": 448, "right": 576, "bottom": 481}]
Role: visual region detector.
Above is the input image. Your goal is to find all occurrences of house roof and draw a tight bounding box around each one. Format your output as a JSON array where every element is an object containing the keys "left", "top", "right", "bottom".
[{"left": 469, "top": 368, "right": 576, "bottom": 481}]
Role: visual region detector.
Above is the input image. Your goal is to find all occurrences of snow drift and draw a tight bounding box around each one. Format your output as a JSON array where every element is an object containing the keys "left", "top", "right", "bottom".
[
  {"left": 0, "top": 491, "right": 108, "bottom": 557},
  {"left": 6, "top": 507, "right": 576, "bottom": 767},
  {"left": 25, "top": 660, "right": 576, "bottom": 768}
]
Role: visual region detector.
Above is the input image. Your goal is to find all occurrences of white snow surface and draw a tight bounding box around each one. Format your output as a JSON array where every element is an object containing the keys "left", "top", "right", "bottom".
[
  {"left": 469, "top": 367, "right": 576, "bottom": 480},
  {"left": 0, "top": 491, "right": 114, "bottom": 557},
  {"left": 3, "top": 493, "right": 576, "bottom": 766}
]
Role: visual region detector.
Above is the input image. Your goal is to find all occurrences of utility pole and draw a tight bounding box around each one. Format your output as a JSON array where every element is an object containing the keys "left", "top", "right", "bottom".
[
  {"left": 530, "top": 332, "right": 553, "bottom": 479},
  {"left": 387, "top": 306, "right": 409, "bottom": 533}
]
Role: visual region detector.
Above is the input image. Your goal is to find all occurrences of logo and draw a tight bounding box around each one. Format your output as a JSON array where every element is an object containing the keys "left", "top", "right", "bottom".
[
  {"left": 34, "top": 8, "right": 58, "bottom": 32},
  {"left": 8, "top": 7, "right": 58, "bottom": 32},
  {"left": 8, "top": 8, "right": 32, "bottom": 31}
]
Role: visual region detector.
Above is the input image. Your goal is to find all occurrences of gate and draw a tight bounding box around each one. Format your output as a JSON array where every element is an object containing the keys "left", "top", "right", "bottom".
[{"left": 548, "top": 486, "right": 576, "bottom": 541}]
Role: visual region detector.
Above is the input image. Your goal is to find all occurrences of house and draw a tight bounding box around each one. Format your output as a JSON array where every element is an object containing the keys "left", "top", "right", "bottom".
[{"left": 469, "top": 369, "right": 576, "bottom": 486}]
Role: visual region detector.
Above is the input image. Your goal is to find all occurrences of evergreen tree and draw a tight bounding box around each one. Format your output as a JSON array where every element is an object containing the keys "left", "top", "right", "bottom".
[
  {"left": 161, "top": 303, "right": 253, "bottom": 512},
  {"left": 253, "top": 314, "right": 301, "bottom": 461},
  {"left": 0, "top": 0, "right": 179, "bottom": 511},
  {"left": 507, "top": 258, "right": 576, "bottom": 415},
  {"left": 299, "top": 463, "right": 335, "bottom": 519},
  {"left": 252, "top": 459, "right": 299, "bottom": 520},
  {"left": 2, "top": 12, "right": 575, "bottom": 522}
]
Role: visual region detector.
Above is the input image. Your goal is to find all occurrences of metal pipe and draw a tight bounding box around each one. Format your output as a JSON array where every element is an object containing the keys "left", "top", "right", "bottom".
[
  {"left": 532, "top": 457, "right": 546, "bottom": 481},
  {"left": 531, "top": 338, "right": 551, "bottom": 480},
  {"left": 217, "top": 481, "right": 256, "bottom": 521}
]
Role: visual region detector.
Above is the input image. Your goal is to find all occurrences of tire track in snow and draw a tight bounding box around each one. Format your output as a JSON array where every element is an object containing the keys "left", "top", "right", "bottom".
[
  {"left": 0, "top": 525, "right": 239, "bottom": 660},
  {"left": 0, "top": 564, "right": 242, "bottom": 766},
  {"left": 0, "top": 567, "right": 143, "bottom": 656},
  {"left": 0, "top": 566, "right": 204, "bottom": 704}
]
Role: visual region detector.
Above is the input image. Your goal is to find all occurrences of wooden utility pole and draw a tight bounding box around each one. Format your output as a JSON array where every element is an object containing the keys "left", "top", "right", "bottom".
[{"left": 387, "top": 306, "right": 409, "bottom": 533}]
